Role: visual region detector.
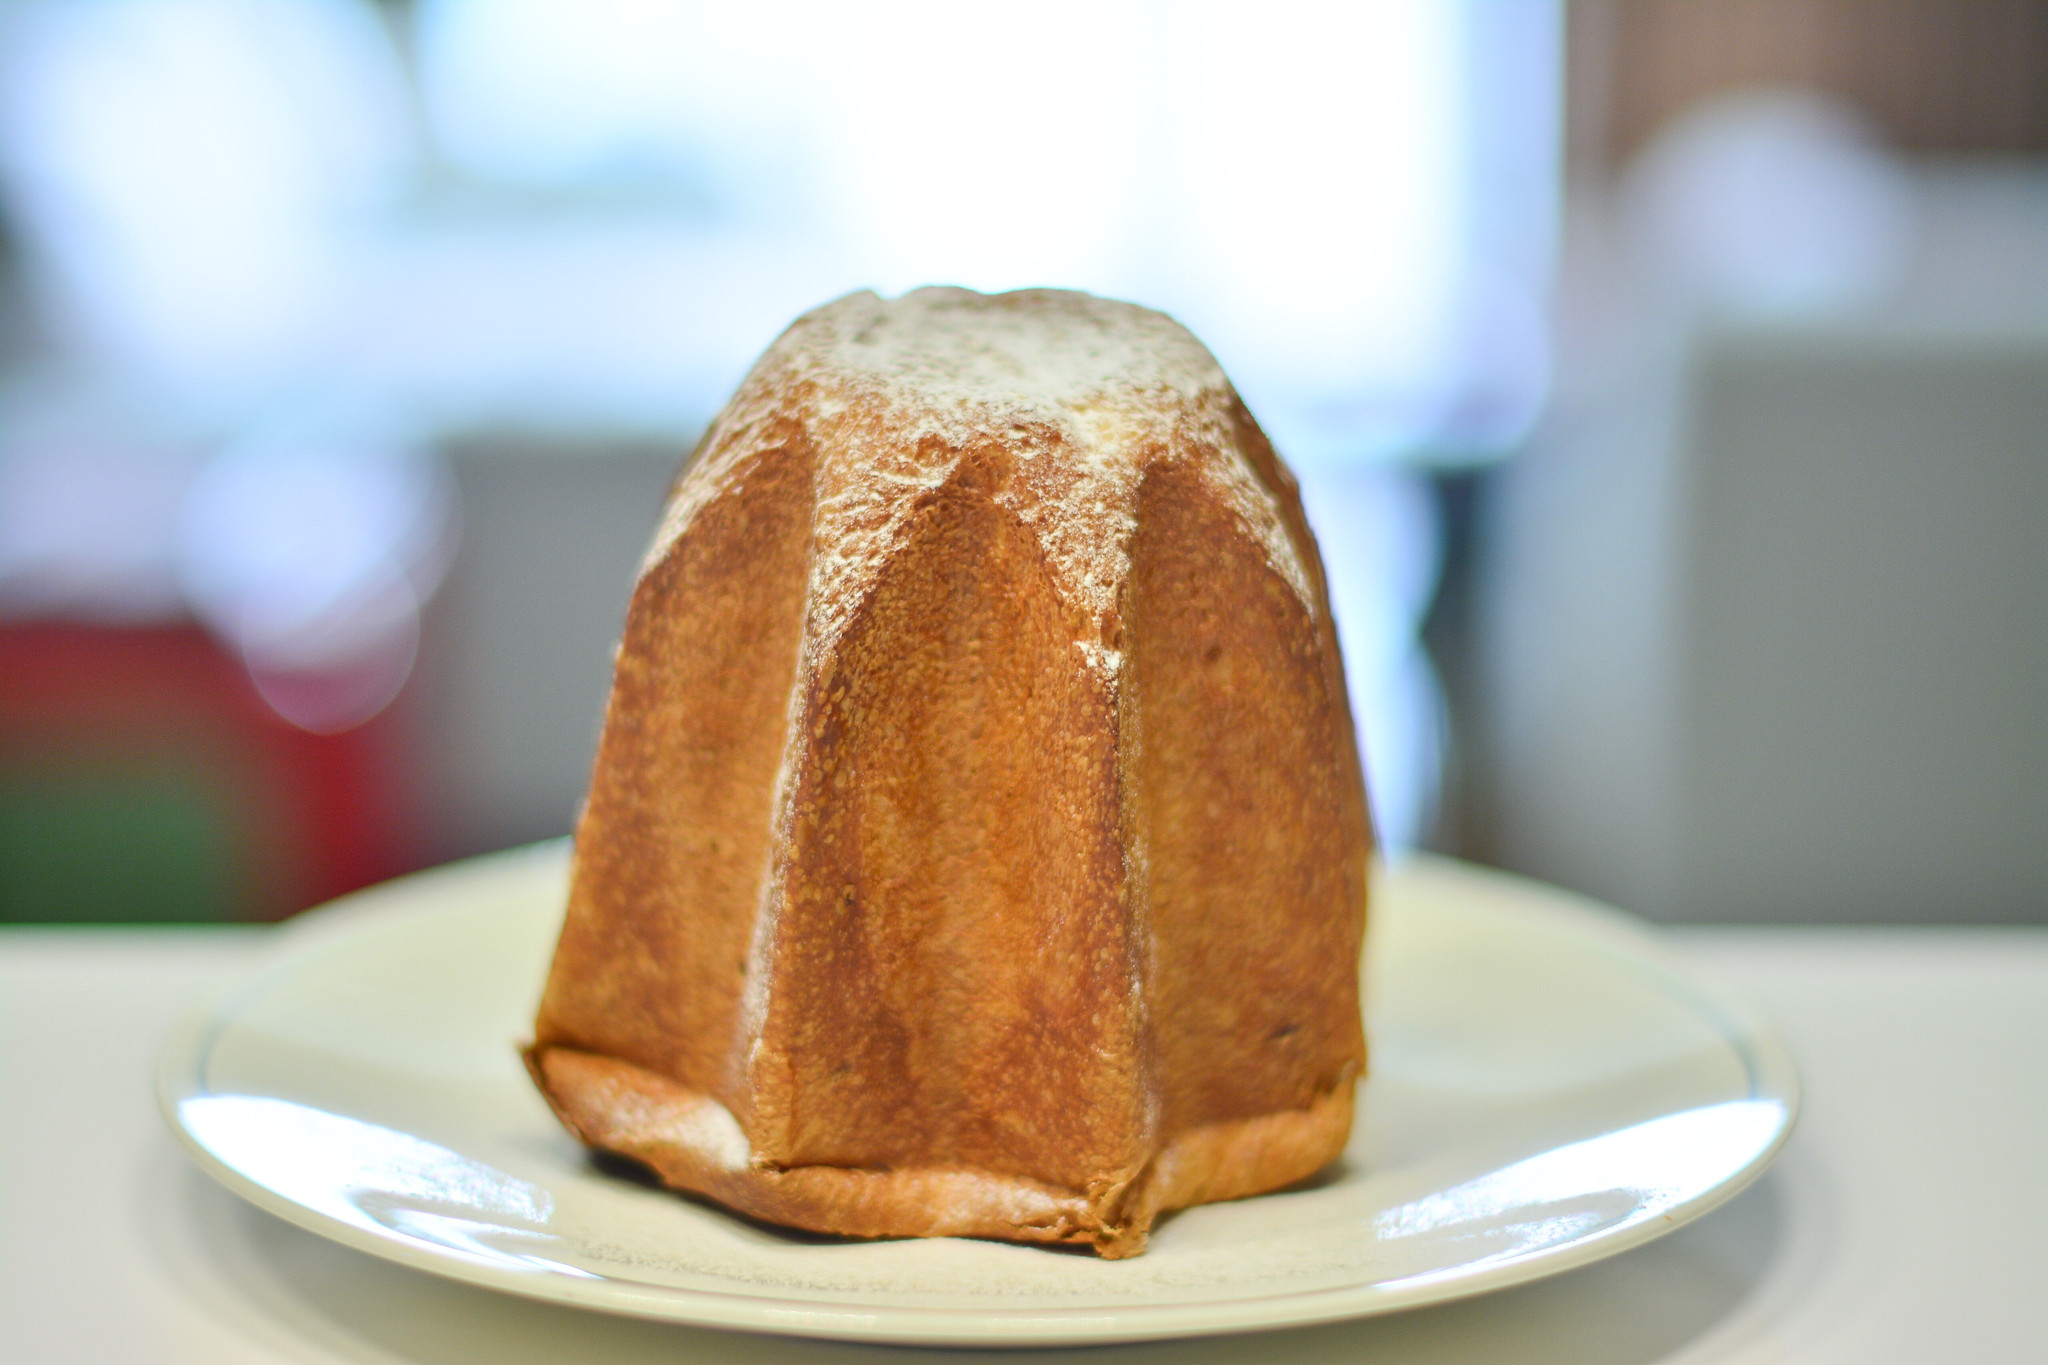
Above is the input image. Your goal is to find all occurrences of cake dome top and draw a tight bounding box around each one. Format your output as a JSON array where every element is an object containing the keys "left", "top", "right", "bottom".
[
  {"left": 651, "top": 287, "right": 1311, "bottom": 672},
  {"left": 782, "top": 288, "right": 1230, "bottom": 416}
]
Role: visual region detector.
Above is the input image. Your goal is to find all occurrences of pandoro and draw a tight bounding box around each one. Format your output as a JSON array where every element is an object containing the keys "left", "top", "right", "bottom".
[{"left": 526, "top": 287, "right": 1372, "bottom": 1258}]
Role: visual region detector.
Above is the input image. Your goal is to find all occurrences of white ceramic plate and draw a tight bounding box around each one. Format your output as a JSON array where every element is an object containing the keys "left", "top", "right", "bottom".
[{"left": 159, "top": 843, "right": 1796, "bottom": 1349}]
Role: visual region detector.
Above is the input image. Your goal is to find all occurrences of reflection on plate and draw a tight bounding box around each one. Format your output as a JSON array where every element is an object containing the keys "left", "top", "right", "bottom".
[{"left": 159, "top": 844, "right": 1796, "bottom": 1348}]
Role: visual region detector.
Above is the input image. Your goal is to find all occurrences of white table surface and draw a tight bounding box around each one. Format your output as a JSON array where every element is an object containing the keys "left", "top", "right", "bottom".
[{"left": 3, "top": 921, "right": 2044, "bottom": 1364}]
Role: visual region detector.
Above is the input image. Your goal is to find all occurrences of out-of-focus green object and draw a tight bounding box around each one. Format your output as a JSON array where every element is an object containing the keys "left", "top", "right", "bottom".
[
  {"left": 0, "top": 765, "right": 241, "bottom": 923},
  {"left": 1, "top": 622, "right": 422, "bottom": 924}
]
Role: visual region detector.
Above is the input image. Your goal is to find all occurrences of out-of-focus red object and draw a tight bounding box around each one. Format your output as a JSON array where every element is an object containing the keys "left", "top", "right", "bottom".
[{"left": 0, "top": 620, "right": 420, "bottom": 922}]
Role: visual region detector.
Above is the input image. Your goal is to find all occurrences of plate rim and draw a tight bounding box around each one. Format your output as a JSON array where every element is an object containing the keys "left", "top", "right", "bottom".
[{"left": 157, "top": 844, "right": 1801, "bottom": 1348}]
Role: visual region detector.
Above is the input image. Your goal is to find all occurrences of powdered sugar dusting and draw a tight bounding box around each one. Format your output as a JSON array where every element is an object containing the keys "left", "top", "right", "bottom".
[
  {"left": 817, "top": 287, "right": 1227, "bottom": 414},
  {"left": 646, "top": 288, "right": 1312, "bottom": 665},
  {"left": 787, "top": 287, "right": 1237, "bottom": 650}
]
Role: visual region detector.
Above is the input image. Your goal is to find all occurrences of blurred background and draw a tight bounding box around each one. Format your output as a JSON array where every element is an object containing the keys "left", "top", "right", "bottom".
[{"left": 0, "top": 0, "right": 2039, "bottom": 926}]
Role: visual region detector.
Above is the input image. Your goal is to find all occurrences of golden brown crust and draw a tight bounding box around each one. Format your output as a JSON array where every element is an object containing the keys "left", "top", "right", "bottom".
[
  {"left": 530, "top": 288, "right": 1372, "bottom": 1257},
  {"left": 1127, "top": 455, "right": 1371, "bottom": 1134},
  {"left": 535, "top": 423, "right": 817, "bottom": 1107},
  {"left": 527, "top": 1044, "right": 1355, "bottom": 1258}
]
